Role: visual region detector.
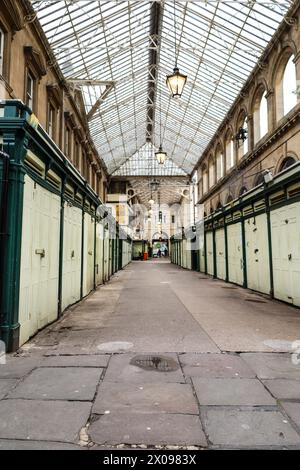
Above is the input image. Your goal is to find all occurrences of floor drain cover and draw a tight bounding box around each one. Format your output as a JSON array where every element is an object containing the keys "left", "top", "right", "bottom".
[{"left": 130, "top": 355, "right": 179, "bottom": 372}]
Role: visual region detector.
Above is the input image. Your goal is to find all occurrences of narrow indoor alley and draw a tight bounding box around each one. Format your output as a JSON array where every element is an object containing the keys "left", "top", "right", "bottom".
[
  {"left": 1, "top": 0, "right": 300, "bottom": 455},
  {"left": 1, "top": 260, "right": 300, "bottom": 450}
]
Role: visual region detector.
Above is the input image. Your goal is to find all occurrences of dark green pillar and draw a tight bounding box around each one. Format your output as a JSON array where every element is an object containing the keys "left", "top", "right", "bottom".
[{"left": 0, "top": 131, "right": 26, "bottom": 351}]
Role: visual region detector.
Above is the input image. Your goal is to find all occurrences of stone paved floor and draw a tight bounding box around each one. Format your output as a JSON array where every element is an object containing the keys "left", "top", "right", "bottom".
[{"left": 1, "top": 260, "right": 300, "bottom": 449}]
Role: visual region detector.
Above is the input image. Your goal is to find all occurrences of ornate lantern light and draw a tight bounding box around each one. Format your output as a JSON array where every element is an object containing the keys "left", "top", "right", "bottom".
[
  {"left": 155, "top": 145, "right": 167, "bottom": 165},
  {"left": 166, "top": 1, "right": 187, "bottom": 98}
]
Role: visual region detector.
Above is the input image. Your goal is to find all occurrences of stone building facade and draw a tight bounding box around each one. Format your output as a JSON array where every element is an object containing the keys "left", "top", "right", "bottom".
[
  {"left": 195, "top": 1, "right": 300, "bottom": 215},
  {"left": 0, "top": 0, "right": 107, "bottom": 200}
]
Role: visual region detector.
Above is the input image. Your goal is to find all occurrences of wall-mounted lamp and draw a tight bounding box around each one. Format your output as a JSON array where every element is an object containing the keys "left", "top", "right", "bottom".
[
  {"left": 235, "top": 127, "right": 248, "bottom": 144},
  {"left": 263, "top": 170, "right": 273, "bottom": 184}
]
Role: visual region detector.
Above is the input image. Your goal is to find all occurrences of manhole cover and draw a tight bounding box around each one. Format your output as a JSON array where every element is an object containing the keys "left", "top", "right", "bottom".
[{"left": 130, "top": 355, "right": 179, "bottom": 372}]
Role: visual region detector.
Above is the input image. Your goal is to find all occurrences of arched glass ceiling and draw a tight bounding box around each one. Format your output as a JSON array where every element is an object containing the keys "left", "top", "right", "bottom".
[{"left": 31, "top": 0, "right": 294, "bottom": 176}]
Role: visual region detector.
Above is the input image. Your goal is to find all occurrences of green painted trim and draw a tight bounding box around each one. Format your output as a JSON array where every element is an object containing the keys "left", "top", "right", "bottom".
[
  {"left": 80, "top": 205, "right": 85, "bottom": 299},
  {"left": 241, "top": 217, "right": 247, "bottom": 289},
  {"left": 269, "top": 194, "right": 300, "bottom": 211},
  {"left": 212, "top": 229, "right": 217, "bottom": 278},
  {"left": 204, "top": 231, "right": 207, "bottom": 275},
  {"left": 265, "top": 196, "right": 274, "bottom": 298},
  {"left": 0, "top": 136, "right": 27, "bottom": 351},
  {"left": 103, "top": 229, "right": 106, "bottom": 282},
  {"left": 93, "top": 213, "right": 97, "bottom": 290},
  {"left": 58, "top": 179, "right": 66, "bottom": 317},
  {"left": 224, "top": 223, "right": 229, "bottom": 283}
]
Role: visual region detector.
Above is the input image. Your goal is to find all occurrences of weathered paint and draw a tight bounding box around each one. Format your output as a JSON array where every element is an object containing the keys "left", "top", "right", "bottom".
[
  {"left": 271, "top": 201, "right": 300, "bottom": 307},
  {"left": 18, "top": 175, "right": 60, "bottom": 345},
  {"left": 227, "top": 223, "right": 244, "bottom": 286},
  {"left": 61, "top": 204, "right": 82, "bottom": 312},
  {"left": 215, "top": 228, "right": 226, "bottom": 281},
  {"left": 245, "top": 214, "right": 271, "bottom": 295}
]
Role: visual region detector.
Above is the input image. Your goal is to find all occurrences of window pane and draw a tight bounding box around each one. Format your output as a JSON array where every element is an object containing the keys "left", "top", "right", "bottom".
[{"left": 283, "top": 56, "right": 297, "bottom": 116}]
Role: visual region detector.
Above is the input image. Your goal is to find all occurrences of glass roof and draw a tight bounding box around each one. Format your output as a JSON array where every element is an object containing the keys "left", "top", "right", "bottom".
[{"left": 31, "top": 0, "right": 294, "bottom": 176}]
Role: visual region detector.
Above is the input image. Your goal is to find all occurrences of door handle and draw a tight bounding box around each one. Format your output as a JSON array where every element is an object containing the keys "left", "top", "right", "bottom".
[
  {"left": 288, "top": 253, "right": 292, "bottom": 261},
  {"left": 35, "top": 249, "right": 45, "bottom": 258}
]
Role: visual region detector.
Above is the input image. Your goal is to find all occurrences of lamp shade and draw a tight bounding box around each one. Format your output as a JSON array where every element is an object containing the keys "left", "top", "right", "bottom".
[
  {"left": 166, "top": 67, "right": 187, "bottom": 98},
  {"left": 155, "top": 145, "right": 167, "bottom": 165}
]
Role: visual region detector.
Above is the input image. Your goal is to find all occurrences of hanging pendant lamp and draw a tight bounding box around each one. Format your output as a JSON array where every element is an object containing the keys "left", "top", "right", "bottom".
[
  {"left": 166, "top": 0, "right": 187, "bottom": 98},
  {"left": 156, "top": 73, "right": 167, "bottom": 165},
  {"left": 156, "top": 145, "right": 167, "bottom": 165}
]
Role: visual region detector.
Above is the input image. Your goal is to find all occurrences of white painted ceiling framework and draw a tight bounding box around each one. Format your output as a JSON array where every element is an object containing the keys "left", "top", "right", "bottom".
[{"left": 31, "top": 0, "right": 294, "bottom": 177}]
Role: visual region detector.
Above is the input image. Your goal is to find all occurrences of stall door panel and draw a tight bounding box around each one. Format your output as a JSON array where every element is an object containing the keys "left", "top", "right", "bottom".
[
  {"left": 227, "top": 223, "right": 243, "bottom": 286},
  {"left": 38, "top": 189, "right": 60, "bottom": 329},
  {"left": 103, "top": 230, "right": 109, "bottom": 281},
  {"left": 186, "top": 240, "right": 192, "bottom": 270},
  {"left": 271, "top": 203, "right": 300, "bottom": 306},
  {"left": 181, "top": 239, "right": 187, "bottom": 268},
  {"left": 96, "top": 222, "right": 104, "bottom": 285},
  {"left": 215, "top": 229, "right": 226, "bottom": 280},
  {"left": 271, "top": 208, "right": 292, "bottom": 303},
  {"left": 206, "top": 232, "right": 214, "bottom": 276},
  {"left": 83, "top": 215, "right": 95, "bottom": 297},
  {"left": 245, "top": 214, "right": 270, "bottom": 295},
  {"left": 289, "top": 203, "right": 300, "bottom": 306},
  {"left": 19, "top": 176, "right": 60, "bottom": 345},
  {"left": 62, "top": 205, "right": 82, "bottom": 311},
  {"left": 19, "top": 176, "right": 37, "bottom": 344}
]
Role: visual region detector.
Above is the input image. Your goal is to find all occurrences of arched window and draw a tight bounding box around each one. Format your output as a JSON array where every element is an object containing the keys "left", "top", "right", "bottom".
[
  {"left": 208, "top": 157, "right": 215, "bottom": 188},
  {"left": 259, "top": 92, "right": 268, "bottom": 138},
  {"left": 226, "top": 194, "right": 233, "bottom": 204},
  {"left": 254, "top": 173, "right": 265, "bottom": 187},
  {"left": 279, "top": 156, "right": 297, "bottom": 172},
  {"left": 225, "top": 133, "right": 234, "bottom": 171},
  {"left": 239, "top": 186, "right": 248, "bottom": 196},
  {"left": 216, "top": 201, "right": 222, "bottom": 210},
  {"left": 253, "top": 89, "right": 268, "bottom": 143},
  {"left": 0, "top": 27, "right": 4, "bottom": 75},
  {"left": 283, "top": 56, "right": 297, "bottom": 116},
  {"left": 216, "top": 147, "right": 224, "bottom": 181},
  {"left": 276, "top": 53, "right": 298, "bottom": 120},
  {"left": 202, "top": 164, "right": 208, "bottom": 194}
]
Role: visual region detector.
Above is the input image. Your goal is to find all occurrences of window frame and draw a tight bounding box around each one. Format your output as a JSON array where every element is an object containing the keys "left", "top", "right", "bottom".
[
  {"left": 0, "top": 27, "right": 4, "bottom": 76},
  {"left": 25, "top": 69, "right": 35, "bottom": 110}
]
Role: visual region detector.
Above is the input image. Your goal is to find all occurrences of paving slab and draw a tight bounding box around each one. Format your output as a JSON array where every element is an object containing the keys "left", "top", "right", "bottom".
[
  {"left": 192, "top": 378, "right": 276, "bottom": 406},
  {"left": 180, "top": 353, "right": 255, "bottom": 378},
  {"left": 263, "top": 380, "right": 300, "bottom": 399},
  {"left": 41, "top": 355, "right": 110, "bottom": 368},
  {"left": 89, "top": 413, "right": 207, "bottom": 447},
  {"left": 280, "top": 402, "right": 300, "bottom": 428},
  {"left": 0, "top": 357, "right": 40, "bottom": 379},
  {"left": 0, "top": 379, "right": 18, "bottom": 399},
  {"left": 8, "top": 367, "right": 102, "bottom": 401},
  {"left": 203, "top": 409, "right": 300, "bottom": 446},
  {"left": 0, "top": 400, "right": 91, "bottom": 442},
  {"left": 241, "top": 353, "right": 300, "bottom": 379},
  {"left": 93, "top": 382, "right": 199, "bottom": 415},
  {"left": 0, "top": 440, "right": 84, "bottom": 450},
  {"left": 104, "top": 354, "right": 184, "bottom": 383}
]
